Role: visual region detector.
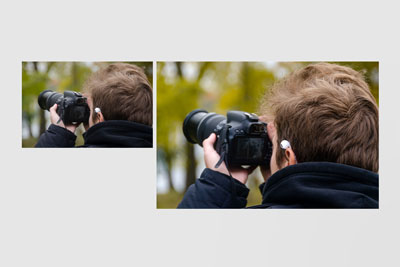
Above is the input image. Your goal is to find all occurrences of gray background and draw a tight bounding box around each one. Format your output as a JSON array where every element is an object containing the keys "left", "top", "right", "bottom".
[{"left": 0, "top": 0, "right": 398, "bottom": 266}]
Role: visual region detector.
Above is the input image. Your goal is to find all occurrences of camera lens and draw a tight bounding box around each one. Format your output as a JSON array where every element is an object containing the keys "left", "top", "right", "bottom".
[
  {"left": 38, "top": 90, "right": 63, "bottom": 111},
  {"left": 183, "top": 109, "right": 226, "bottom": 146}
]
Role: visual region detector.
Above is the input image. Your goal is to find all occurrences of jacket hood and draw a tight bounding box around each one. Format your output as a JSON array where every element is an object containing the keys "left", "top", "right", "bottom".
[
  {"left": 82, "top": 120, "right": 152, "bottom": 147},
  {"left": 259, "top": 162, "right": 378, "bottom": 208}
]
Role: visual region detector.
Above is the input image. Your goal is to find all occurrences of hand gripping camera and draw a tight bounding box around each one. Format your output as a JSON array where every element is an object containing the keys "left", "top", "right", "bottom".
[
  {"left": 183, "top": 109, "right": 273, "bottom": 168},
  {"left": 38, "top": 89, "right": 90, "bottom": 125}
]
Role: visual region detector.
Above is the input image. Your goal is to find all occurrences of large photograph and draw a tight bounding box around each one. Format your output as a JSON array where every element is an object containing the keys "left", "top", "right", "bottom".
[{"left": 157, "top": 62, "right": 379, "bottom": 209}]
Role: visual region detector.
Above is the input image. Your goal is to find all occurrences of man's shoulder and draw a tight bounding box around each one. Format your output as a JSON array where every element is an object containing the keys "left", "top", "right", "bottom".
[
  {"left": 261, "top": 162, "right": 378, "bottom": 209},
  {"left": 83, "top": 120, "right": 153, "bottom": 147},
  {"left": 35, "top": 124, "right": 77, "bottom": 148}
]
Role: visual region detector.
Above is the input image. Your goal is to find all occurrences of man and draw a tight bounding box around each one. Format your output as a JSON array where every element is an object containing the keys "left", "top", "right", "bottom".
[
  {"left": 35, "top": 63, "right": 153, "bottom": 148},
  {"left": 178, "top": 63, "right": 379, "bottom": 208}
]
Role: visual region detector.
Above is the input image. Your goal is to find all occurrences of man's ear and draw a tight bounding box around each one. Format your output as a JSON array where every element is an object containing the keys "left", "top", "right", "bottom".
[
  {"left": 97, "top": 111, "right": 105, "bottom": 123},
  {"left": 285, "top": 148, "right": 297, "bottom": 166}
]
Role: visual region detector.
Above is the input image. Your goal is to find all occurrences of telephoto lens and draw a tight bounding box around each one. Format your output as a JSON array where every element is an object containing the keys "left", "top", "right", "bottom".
[
  {"left": 183, "top": 108, "right": 273, "bottom": 167},
  {"left": 38, "top": 89, "right": 63, "bottom": 111},
  {"left": 37, "top": 89, "right": 90, "bottom": 125},
  {"left": 183, "top": 109, "right": 226, "bottom": 146}
]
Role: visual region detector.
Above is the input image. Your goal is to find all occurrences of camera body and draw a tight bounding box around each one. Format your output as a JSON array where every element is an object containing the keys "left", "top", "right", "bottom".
[
  {"left": 38, "top": 90, "right": 90, "bottom": 125},
  {"left": 183, "top": 109, "right": 273, "bottom": 167}
]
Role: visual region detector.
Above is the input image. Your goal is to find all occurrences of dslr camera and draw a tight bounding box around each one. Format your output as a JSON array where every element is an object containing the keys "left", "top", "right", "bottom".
[
  {"left": 38, "top": 89, "right": 90, "bottom": 125},
  {"left": 183, "top": 109, "right": 273, "bottom": 168}
]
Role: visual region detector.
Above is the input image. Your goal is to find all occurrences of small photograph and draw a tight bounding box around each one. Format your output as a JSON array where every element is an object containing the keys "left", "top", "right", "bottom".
[
  {"left": 157, "top": 62, "right": 379, "bottom": 209},
  {"left": 22, "top": 62, "right": 153, "bottom": 148}
]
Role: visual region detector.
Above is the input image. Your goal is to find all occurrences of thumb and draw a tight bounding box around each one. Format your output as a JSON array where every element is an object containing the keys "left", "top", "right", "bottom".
[
  {"left": 202, "top": 133, "right": 217, "bottom": 153},
  {"left": 50, "top": 103, "right": 58, "bottom": 112}
]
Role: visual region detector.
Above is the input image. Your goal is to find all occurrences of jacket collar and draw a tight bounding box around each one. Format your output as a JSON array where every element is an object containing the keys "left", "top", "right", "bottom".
[
  {"left": 259, "top": 162, "right": 378, "bottom": 208},
  {"left": 82, "top": 120, "right": 152, "bottom": 147}
]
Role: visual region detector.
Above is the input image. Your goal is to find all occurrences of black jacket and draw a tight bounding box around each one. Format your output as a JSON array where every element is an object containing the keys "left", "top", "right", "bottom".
[
  {"left": 35, "top": 120, "right": 152, "bottom": 148},
  {"left": 177, "top": 162, "right": 379, "bottom": 209}
]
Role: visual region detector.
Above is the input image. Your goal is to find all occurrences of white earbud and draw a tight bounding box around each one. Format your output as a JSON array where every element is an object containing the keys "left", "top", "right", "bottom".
[
  {"left": 280, "top": 140, "right": 291, "bottom": 150},
  {"left": 94, "top": 107, "right": 101, "bottom": 113}
]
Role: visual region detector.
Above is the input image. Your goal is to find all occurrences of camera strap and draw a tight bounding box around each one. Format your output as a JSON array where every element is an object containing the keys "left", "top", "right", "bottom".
[
  {"left": 214, "top": 150, "right": 226, "bottom": 169},
  {"left": 213, "top": 125, "right": 240, "bottom": 208},
  {"left": 214, "top": 124, "right": 230, "bottom": 169}
]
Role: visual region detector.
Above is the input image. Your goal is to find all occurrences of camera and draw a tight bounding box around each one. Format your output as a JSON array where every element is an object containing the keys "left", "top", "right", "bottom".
[
  {"left": 38, "top": 89, "right": 90, "bottom": 125},
  {"left": 183, "top": 109, "right": 273, "bottom": 167}
]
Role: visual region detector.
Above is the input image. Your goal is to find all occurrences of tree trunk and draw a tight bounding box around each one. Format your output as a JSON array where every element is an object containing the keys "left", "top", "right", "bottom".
[
  {"left": 184, "top": 142, "right": 196, "bottom": 191},
  {"left": 24, "top": 112, "right": 34, "bottom": 138},
  {"left": 39, "top": 109, "right": 46, "bottom": 135},
  {"left": 165, "top": 151, "right": 175, "bottom": 192},
  {"left": 175, "top": 62, "right": 198, "bottom": 192},
  {"left": 32, "top": 62, "right": 47, "bottom": 136}
]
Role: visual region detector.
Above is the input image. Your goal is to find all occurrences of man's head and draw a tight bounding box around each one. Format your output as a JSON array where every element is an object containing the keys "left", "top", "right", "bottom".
[
  {"left": 83, "top": 63, "right": 152, "bottom": 127},
  {"left": 260, "top": 63, "right": 379, "bottom": 173}
]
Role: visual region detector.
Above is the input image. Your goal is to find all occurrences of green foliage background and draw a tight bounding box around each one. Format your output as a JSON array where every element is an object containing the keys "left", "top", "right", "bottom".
[
  {"left": 22, "top": 62, "right": 152, "bottom": 147},
  {"left": 157, "top": 62, "right": 379, "bottom": 209}
]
